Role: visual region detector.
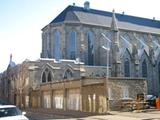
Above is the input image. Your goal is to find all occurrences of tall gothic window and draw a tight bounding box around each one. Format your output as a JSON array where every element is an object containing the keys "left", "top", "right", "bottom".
[
  {"left": 54, "top": 31, "right": 61, "bottom": 60},
  {"left": 46, "top": 32, "right": 50, "bottom": 57},
  {"left": 87, "top": 31, "right": 94, "bottom": 65},
  {"left": 124, "top": 58, "right": 130, "bottom": 77},
  {"left": 142, "top": 60, "right": 147, "bottom": 78},
  {"left": 67, "top": 31, "right": 76, "bottom": 60}
]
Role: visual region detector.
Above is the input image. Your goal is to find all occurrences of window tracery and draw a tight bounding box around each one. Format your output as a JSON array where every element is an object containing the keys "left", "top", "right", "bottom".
[
  {"left": 64, "top": 69, "right": 73, "bottom": 79},
  {"left": 142, "top": 60, "right": 147, "bottom": 78},
  {"left": 124, "top": 58, "right": 130, "bottom": 77},
  {"left": 54, "top": 31, "right": 61, "bottom": 60},
  {"left": 67, "top": 31, "right": 76, "bottom": 60},
  {"left": 87, "top": 31, "right": 94, "bottom": 65},
  {"left": 42, "top": 68, "right": 53, "bottom": 83}
]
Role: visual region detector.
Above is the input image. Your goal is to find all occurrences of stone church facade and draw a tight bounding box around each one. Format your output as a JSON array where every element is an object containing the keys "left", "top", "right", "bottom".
[
  {"left": 41, "top": 2, "right": 160, "bottom": 95},
  {"left": 1, "top": 2, "right": 160, "bottom": 113}
]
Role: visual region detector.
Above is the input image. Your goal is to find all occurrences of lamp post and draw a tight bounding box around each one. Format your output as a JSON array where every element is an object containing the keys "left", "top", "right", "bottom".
[
  {"left": 102, "top": 46, "right": 110, "bottom": 77},
  {"left": 101, "top": 33, "right": 112, "bottom": 112}
]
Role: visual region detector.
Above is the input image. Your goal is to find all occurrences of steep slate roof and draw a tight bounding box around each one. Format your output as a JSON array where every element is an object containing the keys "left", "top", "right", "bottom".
[{"left": 50, "top": 5, "right": 160, "bottom": 33}]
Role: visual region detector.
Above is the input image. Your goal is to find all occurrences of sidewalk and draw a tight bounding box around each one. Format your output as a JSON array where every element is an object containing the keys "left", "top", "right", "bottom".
[
  {"left": 25, "top": 108, "right": 160, "bottom": 120},
  {"left": 25, "top": 108, "right": 100, "bottom": 118}
]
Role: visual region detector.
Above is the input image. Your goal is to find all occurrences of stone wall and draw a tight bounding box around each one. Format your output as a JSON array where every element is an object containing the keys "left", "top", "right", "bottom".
[{"left": 108, "top": 77, "right": 147, "bottom": 110}]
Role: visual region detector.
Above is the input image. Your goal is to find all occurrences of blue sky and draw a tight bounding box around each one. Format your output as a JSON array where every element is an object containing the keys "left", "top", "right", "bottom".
[{"left": 0, "top": 0, "right": 160, "bottom": 72}]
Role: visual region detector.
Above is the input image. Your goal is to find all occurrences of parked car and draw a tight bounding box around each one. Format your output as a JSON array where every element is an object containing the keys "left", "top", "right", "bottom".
[
  {"left": 146, "top": 95, "right": 157, "bottom": 107},
  {"left": 0, "top": 105, "right": 28, "bottom": 120}
]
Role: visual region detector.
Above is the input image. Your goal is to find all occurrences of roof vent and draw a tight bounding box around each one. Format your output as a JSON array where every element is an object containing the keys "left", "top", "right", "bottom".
[
  {"left": 153, "top": 17, "right": 155, "bottom": 20},
  {"left": 84, "top": 1, "right": 90, "bottom": 10}
]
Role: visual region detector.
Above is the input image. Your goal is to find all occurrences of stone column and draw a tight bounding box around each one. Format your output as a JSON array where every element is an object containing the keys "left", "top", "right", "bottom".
[{"left": 63, "top": 87, "right": 67, "bottom": 111}]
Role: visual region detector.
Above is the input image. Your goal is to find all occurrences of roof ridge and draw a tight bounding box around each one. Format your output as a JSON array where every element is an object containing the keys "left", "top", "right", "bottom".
[
  {"left": 72, "top": 5, "right": 160, "bottom": 22},
  {"left": 49, "top": 5, "right": 160, "bottom": 29}
]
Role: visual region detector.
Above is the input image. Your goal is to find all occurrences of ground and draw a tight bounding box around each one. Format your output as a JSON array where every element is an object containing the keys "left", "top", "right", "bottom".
[{"left": 26, "top": 109, "right": 160, "bottom": 120}]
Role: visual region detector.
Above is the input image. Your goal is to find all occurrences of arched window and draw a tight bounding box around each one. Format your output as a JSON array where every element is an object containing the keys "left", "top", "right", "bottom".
[
  {"left": 64, "top": 69, "right": 73, "bottom": 79},
  {"left": 48, "top": 72, "right": 52, "bottom": 82},
  {"left": 67, "top": 31, "right": 76, "bottom": 60},
  {"left": 87, "top": 31, "right": 94, "bottom": 65},
  {"left": 42, "top": 68, "right": 53, "bottom": 83},
  {"left": 142, "top": 60, "right": 147, "bottom": 77},
  {"left": 124, "top": 58, "right": 130, "bottom": 77},
  {"left": 54, "top": 31, "right": 61, "bottom": 60},
  {"left": 42, "top": 72, "right": 46, "bottom": 83}
]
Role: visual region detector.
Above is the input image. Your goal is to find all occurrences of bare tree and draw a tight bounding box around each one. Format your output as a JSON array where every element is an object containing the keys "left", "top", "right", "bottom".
[{"left": 16, "top": 61, "right": 29, "bottom": 108}]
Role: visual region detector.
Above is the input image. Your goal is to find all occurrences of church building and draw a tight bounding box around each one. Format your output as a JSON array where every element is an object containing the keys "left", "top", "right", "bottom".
[
  {"left": 1, "top": 1, "right": 160, "bottom": 113},
  {"left": 41, "top": 1, "right": 160, "bottom": 95}
]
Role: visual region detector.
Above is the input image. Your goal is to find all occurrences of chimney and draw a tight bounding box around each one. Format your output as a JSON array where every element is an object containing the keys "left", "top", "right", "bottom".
[
  {"left": 153, "top": 17, "right": 155, "bottom": 20},
  {"left": 84, "top": 1, "right": 90, "bottom": 10}
]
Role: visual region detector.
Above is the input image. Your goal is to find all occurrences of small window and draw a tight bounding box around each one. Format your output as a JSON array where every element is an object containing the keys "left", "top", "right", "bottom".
[
  {"left": 42, "top": 68, "right": 53, "bottom": 83},
  {"left": 42, "top": 72, "right": 46, "bottom": 83},
  {"left": 122, "top": 86, "right": 129, "bottom": 99},
  {"left": 108, "top": 88, "right": 113, "bottom": 100},
  {"left": 124, "top": 58, "right": 130, "bottom": 77},
  {"left": 142, "top": 60, "right": 147, "bottom": 78},
  {"left": 47, "top": 72, "right": 52, "bottom": 82},
  {"left": 64, "top": 69, "right": 73, "bottom": 79}
]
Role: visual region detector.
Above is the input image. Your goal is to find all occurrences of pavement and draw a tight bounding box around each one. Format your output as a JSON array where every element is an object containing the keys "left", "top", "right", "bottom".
[
  {"left": 73, "top": 110, "right": 160, "bottom": 120},
  {"left": 25, "top": 108, "right": 96, "bottom": 118},
  {"left": 25, "top": 108, "right": 160, "bottom": 120}
]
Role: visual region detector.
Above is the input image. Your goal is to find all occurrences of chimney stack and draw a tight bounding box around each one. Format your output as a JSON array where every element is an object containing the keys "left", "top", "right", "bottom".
[{"left": 84, "top": 1, "right": 90, "bottom": 10}]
